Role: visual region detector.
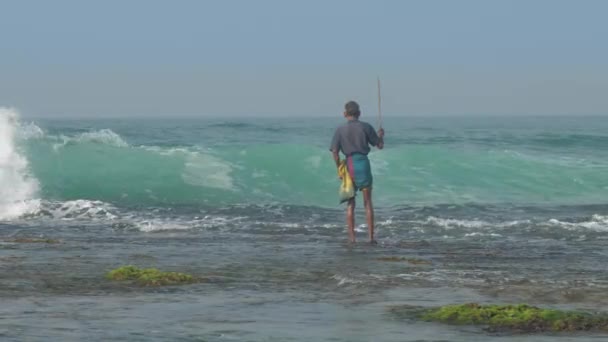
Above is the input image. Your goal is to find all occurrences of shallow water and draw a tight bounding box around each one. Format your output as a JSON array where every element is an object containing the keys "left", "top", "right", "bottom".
[{"left": 3, "top": 203, "right": 608, "bottom": 341}]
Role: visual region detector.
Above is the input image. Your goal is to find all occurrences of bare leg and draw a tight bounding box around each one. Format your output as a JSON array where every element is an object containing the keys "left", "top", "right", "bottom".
[
  {"left": 362, "top": 188, "right": 375, "bottom": 243},
  {"left": 346, "top": 197, "right": 356, "bottom": 243}
]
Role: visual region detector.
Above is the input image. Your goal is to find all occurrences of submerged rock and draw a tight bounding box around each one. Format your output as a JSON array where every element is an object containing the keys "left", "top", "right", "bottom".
[
  {"left": 390, "top": 303, "right": 608, "bottom": 333},
  {"left": 106, "top": 265, "right": 199, "bottom": 286},
  {"left": 376, "top": 257, "right": 432, "bottom": 265},
  {"left": 3, "top": 237, "right": 60, "bottom": 244}
]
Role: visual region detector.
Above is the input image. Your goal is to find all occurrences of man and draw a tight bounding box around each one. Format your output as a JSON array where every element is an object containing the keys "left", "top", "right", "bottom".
[{"left": 330, "top": 101, "right": 384, "bottom": 243}]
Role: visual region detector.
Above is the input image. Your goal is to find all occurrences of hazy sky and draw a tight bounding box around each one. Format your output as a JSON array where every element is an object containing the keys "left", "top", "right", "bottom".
[{"left": 1, "top": 0, "right": 607, "bottom": 117}]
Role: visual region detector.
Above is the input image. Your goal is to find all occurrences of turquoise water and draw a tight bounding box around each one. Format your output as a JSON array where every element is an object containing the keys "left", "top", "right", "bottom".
[
  {"left": 22, "top": 116, "right": 608, "bottom": 207},
  {"left": 3, "top": 111, "right": 608, "bottom": 341}
]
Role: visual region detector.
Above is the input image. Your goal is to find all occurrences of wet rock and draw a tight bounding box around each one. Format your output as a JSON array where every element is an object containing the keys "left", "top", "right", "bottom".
[
  {"left": 106, "top": 265, "right": 201, "bottom": 286},
  {"left": 376, "top": 257, "right": 432, "bottom": 265},
  {"left": 2, "top": 238, "right": 60, "bottom": 244},
  {"left": 390, "top": 303, "right": 608, "bottom": 333}
]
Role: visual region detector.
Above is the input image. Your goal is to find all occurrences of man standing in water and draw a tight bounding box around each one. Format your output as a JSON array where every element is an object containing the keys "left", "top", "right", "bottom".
[{"left": 330, "top": 101, "right": 385, "bottom": 243}]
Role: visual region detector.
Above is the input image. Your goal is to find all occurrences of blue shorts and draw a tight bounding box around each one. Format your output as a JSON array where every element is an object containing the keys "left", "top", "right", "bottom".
[{"left": 346, "top": 153, "right": 373, "bottom": 190}]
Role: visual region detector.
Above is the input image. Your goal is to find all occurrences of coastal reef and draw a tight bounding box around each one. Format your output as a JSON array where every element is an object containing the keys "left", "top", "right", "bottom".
[{"left": 390, "top": 303, "right": 608, "bottom": 333}]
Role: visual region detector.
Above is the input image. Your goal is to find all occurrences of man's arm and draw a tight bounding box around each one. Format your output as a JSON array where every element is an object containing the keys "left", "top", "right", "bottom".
[
  {"left": 330, "top": 129, "right": 341, "bottom": 169},
  {"left": 367, "top": 125, "right": 385, "bottom": 150},
  {"left": 332, "top": 149, "right": 341, "bottom": 169}
]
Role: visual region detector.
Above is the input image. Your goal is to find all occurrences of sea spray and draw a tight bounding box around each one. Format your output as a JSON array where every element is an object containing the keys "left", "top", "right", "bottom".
[{"left": 0, "top": 108, "right": 40, "bottom": 220}]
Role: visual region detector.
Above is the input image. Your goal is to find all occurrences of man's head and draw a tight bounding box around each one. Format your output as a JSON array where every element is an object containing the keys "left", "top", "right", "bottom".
[{"left": 344, "top": 101, "right": 361, "bottom": 119}]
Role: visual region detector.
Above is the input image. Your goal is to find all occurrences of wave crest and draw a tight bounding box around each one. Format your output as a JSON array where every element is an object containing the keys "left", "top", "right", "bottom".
[
  {"left": 73, "top": 129, "right": 128, "bottom": 147},
  {"left": 51, "top": 129, "right": 129, "bottom": 149},
  {"left": 0, "top": 108, "right": 40, "bottom": 220}
]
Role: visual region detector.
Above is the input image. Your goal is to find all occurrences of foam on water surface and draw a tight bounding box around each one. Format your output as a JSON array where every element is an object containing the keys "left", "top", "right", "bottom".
[{"left": 0, "top": 108, "right": 40, "bottom": 220}]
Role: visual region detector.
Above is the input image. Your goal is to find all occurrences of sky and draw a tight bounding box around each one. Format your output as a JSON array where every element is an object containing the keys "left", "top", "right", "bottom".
[{"left": 1, "top": 0, "right": 607, "bottom": 117}]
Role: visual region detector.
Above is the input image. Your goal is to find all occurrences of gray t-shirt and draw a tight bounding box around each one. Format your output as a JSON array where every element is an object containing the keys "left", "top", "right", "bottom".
[{"left": 330, "top": 119, "right": 379, "bottom": 156}]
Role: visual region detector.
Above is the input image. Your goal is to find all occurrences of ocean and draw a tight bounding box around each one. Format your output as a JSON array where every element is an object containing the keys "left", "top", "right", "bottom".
[{"left": 1, "top": 107, "right": 608, "bottom": 341}]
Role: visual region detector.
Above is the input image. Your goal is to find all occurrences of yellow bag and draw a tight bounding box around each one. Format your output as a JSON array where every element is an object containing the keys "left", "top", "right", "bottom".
[{"left": 338, "top": 160, "right": 355, "bottom": 203}]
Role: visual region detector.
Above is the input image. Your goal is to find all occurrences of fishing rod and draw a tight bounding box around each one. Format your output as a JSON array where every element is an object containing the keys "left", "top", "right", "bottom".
[{"left": 377, "top": 77, "right": 383, "bottom": 129}]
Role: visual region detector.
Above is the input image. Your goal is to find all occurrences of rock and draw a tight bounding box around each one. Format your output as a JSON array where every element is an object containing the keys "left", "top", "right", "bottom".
[
  {"left": 390, "top": 303, "right": 608, "bottom": 333},
  {"left": 106, "top": 265, "right": 201, "bottom": 286}
]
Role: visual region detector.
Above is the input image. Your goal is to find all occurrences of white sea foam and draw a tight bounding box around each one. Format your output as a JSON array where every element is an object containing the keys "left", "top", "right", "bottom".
[
  {"left": 181, "top": 152, "right": 235, "bottom": 191},
  {"left": 134, "top": 219, "right": 195, "bottom": 232},
  {"left": 425, "top": 217, "right": 487, "bottom": 229},
  {"left": 331, "top": 274, "right": 363, "bottom": 286},
  {"left": 50, "top": 129, "right": 129, "bottom": 150},
  {"left": 141, "top": 146, "right": 190, "bottom": 156},
  {"left": 76, "top": 129, "right": 128, "bottom": 147},
  {"left": 16, "top": 122, "right": 45, "bottom": 140},
  {"left": 355, "top": 224, "right": 369, "bottom": 233},
  {"left": 45, "top": 200, "right": 117, "bottom": 220},
  {"left": 424, "top": 216, "right": 526, "bottom": 229},
  {"left": 464, "top": 232, "right": 503, "bottom": 238},
  {"left": 546, "top": 215, "right": 608, "bottom": 232},
  {"left": 140, "top": 146, "right": 236, "bottom": 191},
  {"left": 0, "top": 108, "right": 40, "bottom": 220},
  {"left": 134, "top": 215, "right": 247, "bottom": 232},
  {"left": 422, "top": 215, "right": 608, "bottom": 233},
  {"left": 376, "top": 218, "right": 394, "bottom": 226}
]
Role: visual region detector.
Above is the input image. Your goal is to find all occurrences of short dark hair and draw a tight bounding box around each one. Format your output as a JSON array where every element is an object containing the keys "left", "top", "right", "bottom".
[{"left": 345, "top": 101, "right": 360, "bottom": 117}]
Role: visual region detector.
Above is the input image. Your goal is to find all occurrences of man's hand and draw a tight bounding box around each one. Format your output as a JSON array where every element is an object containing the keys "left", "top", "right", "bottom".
[
  {"left": 332, "top": 151, "right": 341, "bottom": 168},
  {"left": 377, "top": 128, "right": 385, "bottom": 150},
  {"left": 378, "top": 128, "right": 385, "bottom": 138}
]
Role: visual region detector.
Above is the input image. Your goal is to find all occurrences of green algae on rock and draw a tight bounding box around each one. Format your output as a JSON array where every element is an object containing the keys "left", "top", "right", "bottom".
[
  {"left": 107, "top": 266, "right": 198, "bottom": 286},
  {"left": 391, "top": 303, "right": 608, "bottom": 333}
]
